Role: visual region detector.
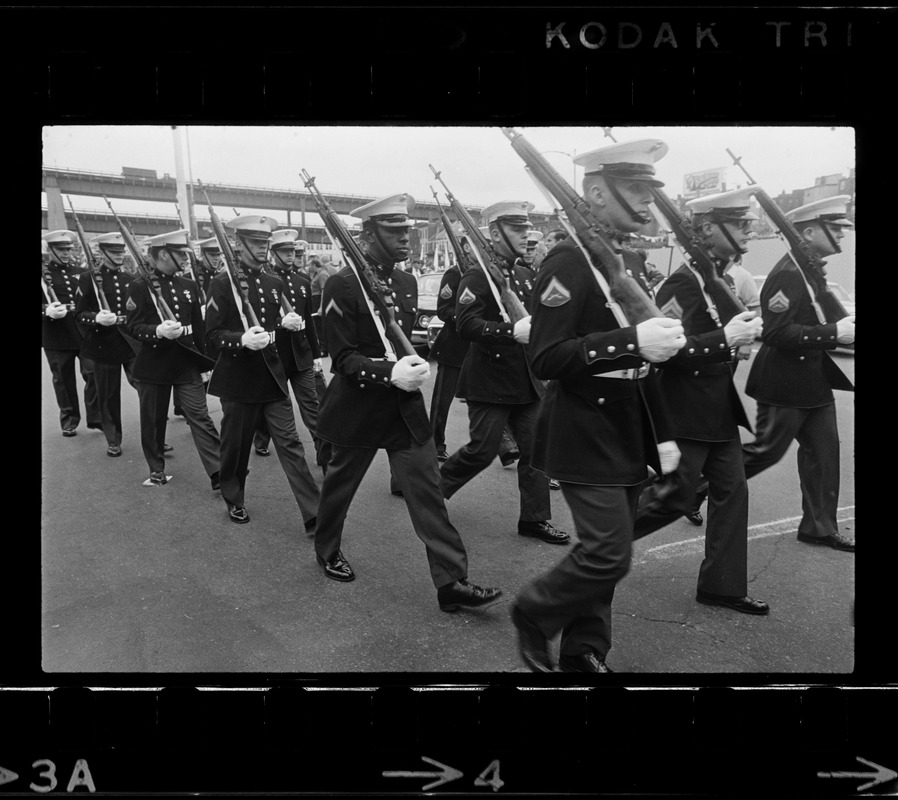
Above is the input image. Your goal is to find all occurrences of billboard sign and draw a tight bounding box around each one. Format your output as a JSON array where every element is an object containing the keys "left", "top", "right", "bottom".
[{"left": 683, "top": 167, "right": 726, "bottom": 198}]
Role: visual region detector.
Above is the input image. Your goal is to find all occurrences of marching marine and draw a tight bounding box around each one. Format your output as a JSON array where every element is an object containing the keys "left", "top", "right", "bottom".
[{"left": 125, "top": 229, "right": 221, "bottom": 488}]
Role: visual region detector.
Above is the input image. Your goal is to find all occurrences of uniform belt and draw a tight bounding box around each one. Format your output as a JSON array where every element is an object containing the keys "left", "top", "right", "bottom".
[
  {"left": 182, "top": 324, "right": 192, "bottom": 335},
  {"left": 594, "top": 364, "right": 650, "bottom": 380}
]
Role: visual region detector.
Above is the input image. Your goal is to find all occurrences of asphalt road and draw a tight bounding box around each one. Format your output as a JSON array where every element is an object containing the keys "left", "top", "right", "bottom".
[{"left": 40, "top": 346, "right": 855, "bottom": 676}]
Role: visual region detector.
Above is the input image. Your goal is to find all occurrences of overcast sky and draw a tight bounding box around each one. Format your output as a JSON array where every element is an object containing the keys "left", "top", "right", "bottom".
[{"left": 42, "top": 125, "right": 855, "bottom": 223}]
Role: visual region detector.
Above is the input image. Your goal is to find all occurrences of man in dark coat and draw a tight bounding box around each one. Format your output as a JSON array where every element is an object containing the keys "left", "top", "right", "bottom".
[
  {"left": 252, "top": 228, "right": 326, "bottom": 469},
  {"left": 510, "top": 139, "right": 686, "bottom": 672},
  {"left": 125, "top": 229, "right": 221, "bottom": 488},
  {"left": 632, "top": 187, "right": 769, "bottom": 617},
  {"left": 743, "top": 195, "right": 855, "bottom": 551},
  {"left": 41, "top": 231, "right": 101, "bottom": 437},
  {"left": 204, "top": 215, "right": 319, "bottom": 527},
  {"left": 313, "top": 192, "right": 501, "bottom": 613},
  {"left": 74, "top": 232, "right": 138, "bottom": 457},
  {"left": 439, "top": 201, "right": 570, "bottom": 546}
]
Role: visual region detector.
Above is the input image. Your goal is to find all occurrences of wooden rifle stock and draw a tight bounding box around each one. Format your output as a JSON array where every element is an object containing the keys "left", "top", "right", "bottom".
[
  {"left": 102, "top": 196, "right": 176, "bottom": 320},
  {"left": 725, "top": 149, "right": 849, "bottom": 322},
  {"left": 428, "top": 164, "right": 529, "bottom": 323},
  {"left": 197, "top": 181, "right": 261, "bottom": 329},
  {"left": 499, "top": 127, "right": 662, "bottom": 325},
  {"left": 67, "top": 197, "right": 112, "bottom": 312},
  {"left": 430, "top": 186, "right": 474, "bottom": 274},
  {"left": 299, "top": 170, "right": 416, "bottom": 357},
  {"left": 649, "top": 188, "right": 747, "bottom": 324}
]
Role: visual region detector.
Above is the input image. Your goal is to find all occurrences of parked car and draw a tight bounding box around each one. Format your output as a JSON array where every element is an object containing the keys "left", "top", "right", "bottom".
[
  {"left": 426, "top": 316, "right": 444, "bottom": 352},
  {"left": 412, "top": 270, "right": 446, "bottom": 354},
  {"left": 752, "top": 274, "right": 855, "bottom": 351}
]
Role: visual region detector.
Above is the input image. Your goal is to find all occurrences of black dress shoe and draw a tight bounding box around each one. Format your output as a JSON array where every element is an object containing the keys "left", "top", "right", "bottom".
[
  {"left": 87, "top": 423, "right": 103, "bottom": 431},
  {"left": 684, "top": 509, "right": 703, "bottom": 526},
  {"left": 62, "top": 428, "right": 77, "bottom": 437},
  {"left": 436, "top": 448, "right": 449, "bottom": 462},
  {"left": 499, "top": 449, "right": 521, "bottom": 467},
  {"left": 510, "top": 604, "right": 553, "bottom": 672},
  {"left": 142, "top": 471, "right": 170, "bottom": 487},
  {"left": 558, "top": 652, "right": 614, "bottom": 673},
  {"left": 696, "top": 590, "right": 770, "bottom": 615},
  {"left": 210, "top": 472, "right": 221, "bottom": 491},
  {"left": 303, "top": 516, "right": 317, "bottom": 532},
  {"left": 437, "top": 579, "right": 502, "bottom": 612},
  {"left": 549, "top": 479, "right": 561, "bottom": 490},
  {"left": 227, "top": 503, "right": 250, "bottom": 524},
  {"left": 518, "top": 521, "right": 571, "bottom": 545},
  {"left": 106, "top": 445, "right": 122, "bottom": 457},
  {"left": 255, "top": 447, "right": 270, "bottom": 457},
  {"left": 163, "top": 443, "right": 173, "bottom": 453},
  {"left": 316, "top": 551, "right": 355, "bottom": 582},
  {"left": 391, "top": 489, "right": 404, "bottom": 497},
  {"left": 797, "top": 532, "right": 855, "bottom": 552}
]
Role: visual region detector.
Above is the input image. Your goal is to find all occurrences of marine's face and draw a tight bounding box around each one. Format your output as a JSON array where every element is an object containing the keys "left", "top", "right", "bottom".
[
  {"left": 805, "top": 221, "right": 845, "bottom": 256},
  {"left": 272, "top": 246, "right": 296, "bottom": 267},
  {"left": 237, "top": 235, "right": 270, "bottom": 265},
  {"left": 100, "top": 246, "right": 126, "bottom": 270},
  {"left": 366, "top": 223, "right": 412, "bottom": 264},
  {"left": 491, "top": 221, "right": 531, "bottom": 260},
  {"left": 49, "top": 243, "right": 74, "bottom": 266},
  {"left": 605, "top": 179, "right": 654, "bottom": 232}
]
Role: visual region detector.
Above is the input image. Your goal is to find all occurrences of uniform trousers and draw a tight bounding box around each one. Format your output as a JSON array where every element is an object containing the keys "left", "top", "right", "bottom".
[
  {"left": 634, "top": 437, "right": 749, "bottom": 597},
  {"left": 92, "top": 356, "right": 136, "bottom": 448},
  {"left": 314, "top": 438, "right": 469, "bottom": 589},
  {"left": 253, "top": 368, "right": 325, "bottom": 466},
  {"left": 516, "top": 483, "right": 637, "bottom": 659},
  {"left": 429, "top": 362, "right": 460, "bottom": 450},
  {"left": 137, "top": 375, "right": 221, "bottom": 477},
  {"left": 44, "top": 349, "right": 101, "bottom": 431},
  {"left": 440, "top": 400, "right": 550, "bottom": 523},
  {"left": 743, "top": 402, "right": 840, "bottom": 539},
  {"left": 219, "top": 396, "right": 320, "bottom": 524}
]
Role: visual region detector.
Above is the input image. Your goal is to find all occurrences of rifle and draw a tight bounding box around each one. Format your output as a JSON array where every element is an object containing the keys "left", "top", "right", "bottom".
[
  {"left": 725, "top": 148, "right": 849, "bottom": 322},
  {"left": 430, "top": 185, "right": 475, "bottom": 274},
  {"left": 67, "top": 196, "right": 112, "bottom": 313},
  {"left": 428, "top": 164, "right": 529, "bottom": 323},
  {"left": 499, "top": 127, "right": 662, "bottom": 325},
  {"left": 174, "top": 201, "right": 207, "bottom": 309},
  {"left": 102, "top": 196, "right": 177, "bottom": 321},
  {"left": 299, "top": 169, "right": 416, "bottom": 358},
  {"left": 197, "top": 181, "right": 261, "bottom": 330},
  {"left": 40, "top": 250, "right": 61, "bottom": 305},
  {"left": 648, "top": 188, "right": 748, "bottom": 324}
]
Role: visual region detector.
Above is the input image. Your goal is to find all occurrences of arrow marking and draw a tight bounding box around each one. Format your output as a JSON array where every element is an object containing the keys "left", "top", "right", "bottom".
[
  {"left": 818, "top": 756, "right": 898, "bottom": 792},
  {"left": 383, "top": 756, "right": 463, "bottom": 791},
  {"left": 0, "top": 766, "right": 19, "bottom": 787}
]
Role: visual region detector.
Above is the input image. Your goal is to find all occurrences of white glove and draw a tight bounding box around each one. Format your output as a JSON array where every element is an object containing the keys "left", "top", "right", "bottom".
[
  {"left": 657, "top": 440, "right": 681, "bottom": 475},
  {"left": 735, "top": 344, "right": 753, "bottom": 361},
  {"left": 281, "top": 311, "right": 303, "bottom": 332},
  {"left": 45, "top": 301, "right": 67, "bottom": 319},
  {"left": 513, "top": 315, "right": 532, "bottom": 344},
  {"left": 241, "top": 325, "right": 272, "bottom": 351},
  {"left": 636, "top": 317, "right": 686, "bottom": 363},
  {"left": 313, "top": 358, "right": 323, "bottom": 373},
  {"left": 390, "top": 354, "right": 431, "bottom": 391},
  {"left": 724, "top": 311, "right": 763, "bottom": 347},
  {"left": 836, "top": 315, "right": 855, "bottom": 345},
  {"left": 156, "top": 319, "right": 184, "bottom": 340},
  {"left": 96, "top": 309, "right": 118, "bottom": 327}
]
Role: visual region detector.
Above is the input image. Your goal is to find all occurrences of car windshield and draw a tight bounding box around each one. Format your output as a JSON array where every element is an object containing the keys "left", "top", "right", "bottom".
[
  {"left": 418, "top": 273, "right": 444, "bottom": 295},
  {"left": 828, "top": 283, "right": 853, "bottom": 302}
]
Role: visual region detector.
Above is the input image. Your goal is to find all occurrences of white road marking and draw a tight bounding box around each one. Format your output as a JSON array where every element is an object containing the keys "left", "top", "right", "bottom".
[{"left": 634, "top": 506, "right": 855, "bottom": 563}]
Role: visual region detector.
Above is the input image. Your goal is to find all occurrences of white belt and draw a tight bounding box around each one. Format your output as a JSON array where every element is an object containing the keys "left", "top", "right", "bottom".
[
  {"left": 182, "top": 324, "right": 193, "bottom": 335},
  {"left": 594, "top": 365, "right": 650, "bottom": 380}
]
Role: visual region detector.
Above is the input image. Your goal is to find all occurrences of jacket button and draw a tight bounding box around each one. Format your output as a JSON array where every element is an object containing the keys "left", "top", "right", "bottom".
[
  {"left": 719, "top": 343, "right": 726, "bottom": 348},
  {"left": 703, "top": 347, "right": 709, "bottom": 353},
  {"left": 588, "top": 350, "right": 597, "bottom": 358},
  {"left": 688, "top": 348, "right": 695, "bottom": 354},
  {"left": 694, "top": 371, "right": 700, "bottom": 376},
  {"left": 597, "top": 398, "right": 605, "bottom": 405},
  {"left": 607, "top": 346, "right": 615, "bottom": 353},
  {"left": 627, "top": 344, "right": 635, "bottom": 351},
  {"left": 799, "top": 356, "right": 805, "bottom": 361}
]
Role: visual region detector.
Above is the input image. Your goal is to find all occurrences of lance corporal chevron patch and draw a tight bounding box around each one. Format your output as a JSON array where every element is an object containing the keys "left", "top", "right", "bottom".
[
  {"left": 660, "top": 296, "right": 684, "bottom": 320},
  {"left": 540, "top": 276, "right": 571, "bottom": 307},
  {"left": 440, "top": 284, "right": 453, "bottom": 300},
  {"left": 325, "top": 298, "right": 343, "bottom": 317},
  {"left": 458, "top": 287, "right": 476, "bottom": 305},
  {"left": 126, "top": 296, "right": 137, "bottom": 311},
  {"left": 206, "top": 296, "right": 218, "bottom": 312},
  {"left": 767, "top": 290, "right": 790, "bottom": 313}
]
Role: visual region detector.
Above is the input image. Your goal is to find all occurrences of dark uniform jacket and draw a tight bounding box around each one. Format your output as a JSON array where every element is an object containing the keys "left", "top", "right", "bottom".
[
  {"left": 654, "top": 263, "right": 752, "bottom": 441},
  {"left": 316, "top": 262, "right": 429, "bottom": 450},
  {"left": 204, "top": 266, "right": 291, "bottom": 403},
  {"left": 42, "top": 263, "right": 87, "bottom": 351},
  {"left": 429, "top": 265, "right": 470, "bottom": 367},
  {"left": 745, "top": 254, "right": 853, "bottom": 408},
  {"left": 529, "top": 241, "right": 673, "bottom": 485},
  {"left": 454, "top": 259, "right": 544, "bottom": 404},
  {"left": 269, "top": 267, "right": 320, "bottom": 375},
  {"left": 75, "top": 267, "right": 137, "bottom": 364},
  {"left": 125, "top": 272, "right": 215, "bottom": 384}
]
